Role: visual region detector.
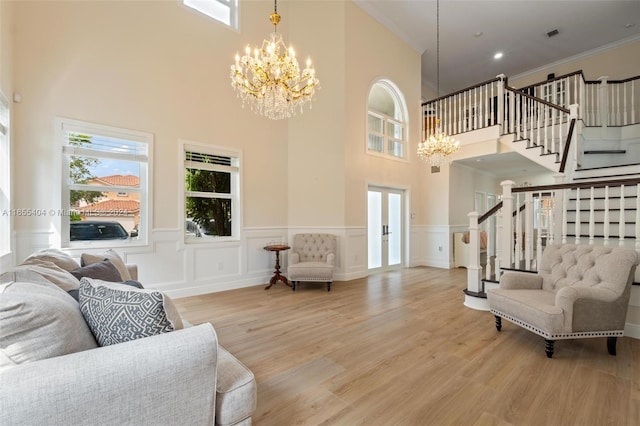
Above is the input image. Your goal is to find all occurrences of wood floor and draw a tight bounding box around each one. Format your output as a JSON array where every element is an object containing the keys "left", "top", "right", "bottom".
[{"left": 173, "top": 267, "right": 640, "bottom": 426}]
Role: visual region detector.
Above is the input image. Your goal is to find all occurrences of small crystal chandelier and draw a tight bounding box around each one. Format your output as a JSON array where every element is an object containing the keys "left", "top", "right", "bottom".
[
  {"left": 417, "top": 0, "right": 459, "bottom": 166},
  {"left": 230, "top": 0, "right": 319, "bottom": 120}
]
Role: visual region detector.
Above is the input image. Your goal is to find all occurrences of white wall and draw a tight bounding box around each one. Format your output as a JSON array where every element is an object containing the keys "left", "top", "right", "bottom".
[{"left": 7, "top": 0, "right": 426, "bottom": 295}]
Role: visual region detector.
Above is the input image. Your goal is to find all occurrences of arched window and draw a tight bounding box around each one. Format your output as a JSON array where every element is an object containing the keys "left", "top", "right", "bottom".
[{"left": 367, "top": 80, "right": 408, "bottom": 159}]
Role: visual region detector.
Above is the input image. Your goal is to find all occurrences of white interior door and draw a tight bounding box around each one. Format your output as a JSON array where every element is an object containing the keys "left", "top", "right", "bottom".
[{"left": 368, "top": 186, "right": 404, "bottom": 271}]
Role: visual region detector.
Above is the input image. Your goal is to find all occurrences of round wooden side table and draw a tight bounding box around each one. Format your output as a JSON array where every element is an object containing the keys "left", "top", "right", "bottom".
[{"left": 263, "top": 244, "right": 291, "bottom": 290}]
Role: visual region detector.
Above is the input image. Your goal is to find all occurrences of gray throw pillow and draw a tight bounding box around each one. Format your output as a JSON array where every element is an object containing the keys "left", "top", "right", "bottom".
[
  {"left": 0, "top": 280, "right": 98, "bottom": 372},
  {"left": 70, "top": 259, "right": 122, "bottom": 282},
  {"left": 78, "top": 278, "right": 183, "bottom": 346}
]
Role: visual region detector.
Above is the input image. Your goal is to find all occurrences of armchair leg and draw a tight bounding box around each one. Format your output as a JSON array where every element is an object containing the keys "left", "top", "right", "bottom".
[
  {"left": 607, "top": 336, "right": 617, "bottom": 356},
  {"left": 494, "top": 316, "right": 502, "bottom": 331},
  {"left": 327, "top": 282, "right": 331, "bottom": 292},
  {"left": 292, "top": 281, "right": 296, "bottom": 291},
  {"left": 545, "top": 339, "right": 555, "bottom": 358}
]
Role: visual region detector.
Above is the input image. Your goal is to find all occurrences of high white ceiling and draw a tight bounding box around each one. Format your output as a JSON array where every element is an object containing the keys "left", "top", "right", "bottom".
[{"left": 354, "top": 0, "right": 640, "bottom": 95}]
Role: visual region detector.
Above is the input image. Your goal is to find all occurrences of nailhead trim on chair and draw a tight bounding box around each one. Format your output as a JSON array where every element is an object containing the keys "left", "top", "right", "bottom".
[{"left": 491, "top": 309, "right": 624, "bottom": 340}]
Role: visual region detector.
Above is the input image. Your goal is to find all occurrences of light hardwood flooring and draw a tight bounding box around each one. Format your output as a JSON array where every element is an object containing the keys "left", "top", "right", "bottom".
[{"left": 173, "top": 267, "right": 640, "bottom": 426}]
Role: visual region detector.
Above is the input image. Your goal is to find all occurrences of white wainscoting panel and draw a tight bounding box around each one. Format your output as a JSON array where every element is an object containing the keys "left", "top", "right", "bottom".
[{"left": 421, "top": 225, "right": 452, "bottom": 269}]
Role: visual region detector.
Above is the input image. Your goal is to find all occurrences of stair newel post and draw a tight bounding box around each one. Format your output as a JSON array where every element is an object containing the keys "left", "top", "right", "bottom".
[
  {"left": 466, "top": 211, "right": 482, "bottom": 294},
  {"left": 569, "top": 104, "right": 580, "bottom": 177},
  {"left": 495, "top": 206, "right": 502, "bottom": 274},
  {"left": 496, "top": 74, "right": 506, "bottom": 133},
  {"left": 514, "top": 192, "right": 522, "bottom": 266},
  {"left": 525, "top": 191, "right": 533, "bottom": 269},
  {"left": 598, "top": 76, "right": 609, "bottom": 128},
  {"left": 500, "top": 180, "right": 515, "bottom": 269},
  {"left": 552, "top": 173, "right": 567, "bottom": 244}
]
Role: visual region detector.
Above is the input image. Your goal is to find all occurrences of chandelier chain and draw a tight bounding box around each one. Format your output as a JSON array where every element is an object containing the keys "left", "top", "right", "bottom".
[{"left": 416, "top": 0, "right": 460, "bottom": 167}]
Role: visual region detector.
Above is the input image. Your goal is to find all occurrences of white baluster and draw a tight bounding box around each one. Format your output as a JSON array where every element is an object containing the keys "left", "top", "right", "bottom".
[
  {"left": 525, "top": 192, "right": 533, "bottom": 269},
  {"left": 548, "top": 191, "right": 555, "bottom": 245},
  {"left": 515, "top": 193, "right": 522, "bottom": 266},
  {"left": 604, "top": 185, "right": 610, "bottom": 246},
  {"left": 623, "top": 81, "right": 628, "bottom": 126},
  {"left": 536, "top": 193, "right": 543, "bottom": 270},
  {"left": 495, "top": 206, "right": 501, "bottom": 274},
  {"left": 619, "top": 184, "right": 626, "bottom": 246},
  {"left": 588, "top": 186, "right": 595, "bottom": 245},
  {"left": 632, "top": 185, "right": 640, "bottom": 251},
  {"left": 562, "top": 187, "right": 568, "bottom": 244},
  {"left": 575, "top": 188, "right": 581, "bottom": 244}
]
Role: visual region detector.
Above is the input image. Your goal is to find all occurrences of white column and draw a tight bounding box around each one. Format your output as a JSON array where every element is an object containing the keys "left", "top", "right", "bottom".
[{"left": 598, "top": 76, "right": 609, "bottom": 128}]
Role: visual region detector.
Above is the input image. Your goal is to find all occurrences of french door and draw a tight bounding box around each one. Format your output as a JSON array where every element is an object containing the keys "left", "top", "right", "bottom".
[{"left": 367, "top": 186, "right": 404, "bottom": 271}]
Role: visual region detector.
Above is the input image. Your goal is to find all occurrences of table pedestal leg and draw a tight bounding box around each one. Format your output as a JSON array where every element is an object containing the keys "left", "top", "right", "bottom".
[{"left": 264, "top": 249, "right": 290, "bottom": 290}]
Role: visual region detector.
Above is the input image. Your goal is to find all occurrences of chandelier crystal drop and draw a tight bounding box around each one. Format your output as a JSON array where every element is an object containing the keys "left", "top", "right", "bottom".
[
  {"left": 417, "top": 0, "right": 460, "bottom": 166},
  {"left": 230, "top": 0, "right": 319, "bottom": 120}
]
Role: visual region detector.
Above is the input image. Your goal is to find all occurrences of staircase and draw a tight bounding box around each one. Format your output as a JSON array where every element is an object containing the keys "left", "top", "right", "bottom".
[{"left": 421, "top": 71, "right": 640, "bottom": 319}]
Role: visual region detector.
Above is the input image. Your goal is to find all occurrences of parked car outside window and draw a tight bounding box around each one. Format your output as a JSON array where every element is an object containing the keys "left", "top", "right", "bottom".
[{"left": 70, "top": 221, "right": 130, "bottom": 241}]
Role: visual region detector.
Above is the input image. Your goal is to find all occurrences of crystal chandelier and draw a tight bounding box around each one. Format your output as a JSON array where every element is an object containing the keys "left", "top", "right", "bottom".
[
  {"left": 230, "top": 0, "right": 319, "bottom": 120},
  {"left": 417, "top": 0, "right": 459, "bottom": 166}
]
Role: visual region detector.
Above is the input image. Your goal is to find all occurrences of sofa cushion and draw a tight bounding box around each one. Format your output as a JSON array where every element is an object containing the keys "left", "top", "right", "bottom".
[
  {"left": 288, "top": 262, "right": 334, "bottom": 281},
  {"left": 81, "top": 249, "right": 132, "bottom": 281},
  {"left": 13, "top": 259, "right": 80, "bottom": 291},
  {"left": 216, "top": 346, "right": 257, "bottom": 426},
  {"left": 22, "top": 248, "right": 80, "bottom": 272},
  {"left": 0, "top": 280, "right": 98, "bottom": 372},
  {"left": 79, "top": 278, "right": 183, "bottom": 346},
  {"left": 70, "top": 259, "right": 122, "bottom": 282}
]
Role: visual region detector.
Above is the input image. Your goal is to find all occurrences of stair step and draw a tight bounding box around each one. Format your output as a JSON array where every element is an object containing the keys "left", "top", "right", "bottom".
[
  {"left": 565, "top": 234, "right": 636, "bottom": 239},
  {"left": 463, "top": 289, "right": 486, "bottom": 299},
  {"left": 584, "top": 150, "right": 627, "bottom": 154}
]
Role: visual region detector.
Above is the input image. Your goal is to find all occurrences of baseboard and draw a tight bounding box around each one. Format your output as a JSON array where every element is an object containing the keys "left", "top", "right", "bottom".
[{"left": 624, "top": 322, "right": 640, "bottom": 340}]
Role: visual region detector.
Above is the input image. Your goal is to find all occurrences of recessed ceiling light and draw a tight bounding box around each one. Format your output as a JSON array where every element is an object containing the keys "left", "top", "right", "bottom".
[
  {"left": 625, "top": 23, "right": 636, "bottom": 28},
  {"left": 494, "top": 52, "right": 503, "bottom": 60},
  {"left": 474, "top": 32, "right": 483, "bottom": 38}
]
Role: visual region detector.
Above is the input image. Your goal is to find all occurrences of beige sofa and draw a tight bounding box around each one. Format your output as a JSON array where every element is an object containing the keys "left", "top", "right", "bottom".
[
  {"left": 488, "top": 244, "right": 639, "bottom": 358},
  {"left": 0, "top": 249, "right": 256, "bottom": 425}
]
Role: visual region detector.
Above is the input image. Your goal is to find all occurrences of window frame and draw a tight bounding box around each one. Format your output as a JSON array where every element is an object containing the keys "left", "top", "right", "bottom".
[
  {"left": 58, "top": 117, "right": 153, "bottom": 249},
  {"left": 366, "top": 80, "right": 409, "bottom": 162},
  {"left": 182, "top": 0, "right": 239, "bottom": 30},
  {"left": 0, "top": 91, "right": 10, "bottom": 257},
  {"left": 181, "top": 140, "right": 241, "bottom": 243}
]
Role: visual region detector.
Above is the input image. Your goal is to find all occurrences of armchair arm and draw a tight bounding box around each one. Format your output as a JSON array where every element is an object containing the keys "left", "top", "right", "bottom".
[
  {"left": 0, "top": 324, "right": 218, "bottom": 426},
  {"left": 126, "top": 263, "right": 138, "bottom": 281},
  {"left": 499, "top": 272, "right": 543, "bottom": 290},
  {"left": 290, "top": 252, "right": 300, "bottom": 265},
  {"left": 327, "top": 252, "right": 335, "bottom": 267},
  {"left": 556, "top": 285, "right": 625, "bottom": 331}
]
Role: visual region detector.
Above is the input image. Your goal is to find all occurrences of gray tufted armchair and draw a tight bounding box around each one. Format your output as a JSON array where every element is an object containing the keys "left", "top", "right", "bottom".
[
  {"left": 288, "top": 234, "right": 337, "bottom": 291},
  {"left": 487, "top": 244, "right": 639, "bottom": 358}
]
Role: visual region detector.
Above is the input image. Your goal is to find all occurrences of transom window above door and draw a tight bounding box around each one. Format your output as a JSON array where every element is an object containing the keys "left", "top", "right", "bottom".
[{"left": 367, "top": 80, "right": 408, "bottom": 161}]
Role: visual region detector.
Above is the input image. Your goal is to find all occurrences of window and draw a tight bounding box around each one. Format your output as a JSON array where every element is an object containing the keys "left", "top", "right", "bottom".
[
  {"left": 183, "top": 143, "right": 240, "bottom": 241},
  {"left": 367, "top": 80, "right": 408, "bottom": 160},
  {"left": 183, "top": 0, "right": 238, "bottom": 29},
  {"left": 0, "top": 92, "right": 10, "bottom": 256},
  {"left": 59, "top": 118, "right": 151, "bottom": 247}
]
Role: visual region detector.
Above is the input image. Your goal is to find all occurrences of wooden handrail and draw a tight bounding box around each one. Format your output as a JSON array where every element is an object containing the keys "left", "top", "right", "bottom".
[
  {"left": 421, "top": 77, "right": 502, "bottom": 106},
  {"left": 558, "top": 118, "right": 577, "bottom": 173},
  {"left": 505, "top": 86, "right": 570, "bottom": 114},
  {"left": 512, "top": 177, "right": 640, "bottom": 194},
  {"left": 478, "top": 201, "right": 502, "bottom": 225},
  {"left": 517, "top": 70, "right": 585, "bottom": 91},
  {"left": 585, "top": 75, "right": 640, "bottom": 84}
]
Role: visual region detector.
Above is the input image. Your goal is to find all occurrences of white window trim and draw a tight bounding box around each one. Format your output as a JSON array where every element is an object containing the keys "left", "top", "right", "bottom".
[
  {"left": 366, "top": 79, "right": 410, "bottom": 163},
  {"left": 58, "top": 117, "right": 153, "bottom": 250},
  {"left": 181, "top": 0, "right": 239, "bottom": 31},
  {"left": 180, "top": 139, "right": 242, "bottom": 244}
]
